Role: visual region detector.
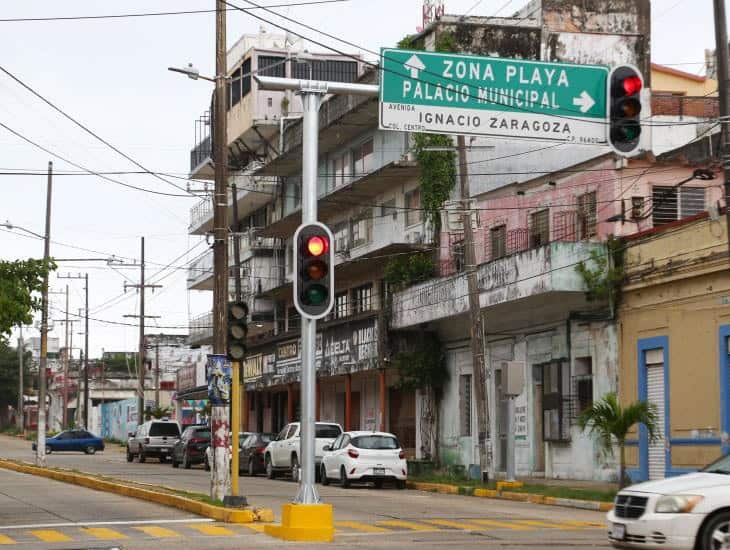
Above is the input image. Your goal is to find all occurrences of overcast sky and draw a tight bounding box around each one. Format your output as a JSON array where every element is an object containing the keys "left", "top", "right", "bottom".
[{"left": 0, "top": 0, "right": 718, "bottom": 357}]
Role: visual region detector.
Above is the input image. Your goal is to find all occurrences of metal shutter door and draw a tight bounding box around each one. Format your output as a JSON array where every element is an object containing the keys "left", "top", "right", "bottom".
[{"left": 647, "top": 364, "right": 666, "bottom": 480}]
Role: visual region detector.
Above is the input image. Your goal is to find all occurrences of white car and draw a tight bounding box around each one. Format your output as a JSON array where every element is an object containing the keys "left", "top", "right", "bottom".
[
  {"left": 320, "top": 431, "right": 407, "bottom": 489},
  {"left": 264, "top": 422, "right": 342, "bottom": 480},
  {"left": 607, "top": 453, "right": 730, "bottom": 549}
]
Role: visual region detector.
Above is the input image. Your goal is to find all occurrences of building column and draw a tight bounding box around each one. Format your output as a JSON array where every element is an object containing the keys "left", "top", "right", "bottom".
[
  {"left": 316, "top": 380, "right": 321, "bottom": 422},
  {"left": 379, "top": 369, "right": 386, "bottom": 432},
  {"left": 345, "top": 374, "right": 352, "bottom": 431},
  {"left": 287, "top": 384, "right": 294, "bottom": 423}
]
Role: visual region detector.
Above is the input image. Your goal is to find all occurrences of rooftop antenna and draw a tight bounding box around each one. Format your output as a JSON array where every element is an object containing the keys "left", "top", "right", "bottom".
[{"left": 419, "top": 0, "right": 445, "bottom": 32}]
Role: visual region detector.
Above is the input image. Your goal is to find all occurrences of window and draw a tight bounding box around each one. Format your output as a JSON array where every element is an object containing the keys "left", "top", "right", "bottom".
[
  {"left": 529, "top": 209, "right": 550, "bottom": 247},
  {"left": 258, "top": 55, "right": 286, "bottom": 77},
  {"left": 404, "top": 188, "right": 423, "bottom": 227},
  {"left": 453, "top": 239, "right": 465, "bottom": 273},
  {"left": 351, "top": 211, "right": 373, "bottom": 248},
  {"left": 287, "top": 306, "right": 299, "bottom": 332},
  {"left": 573, "top": 357, "right": 593, "bottom": 416},
  {"left": 459, "top": 374, "right": 472, "bottom": 436},
  {"left": 352, "top": 139, "right": 374, "bottom": 174},
  {"left": 542, "top": 360, "right": 570, "bottom": 442},
  {"left": 333, "top": 223, "right": 349, "bottom": 253},
  {"left": 316, "top": 424, "right": 342, "bottom": 438},
  {"left": 577, "top": 191, "right": 597, "bottom": 239},
  {"left": 352, "top": 435, "right": 399, "bottom": 449},
  {"left": 241, "top": 58, "right": 252, "bottom": 98},
  {"left": 333, "top": 155, "right": 347, "bottom": 187},
  {"left": 230, "top": 67, "right": 242, "bottom": 107},
  {"left": 652, "top": 186, "right": 706, "bottom": 226},
  {"left": 285, "top": 424, "right": 298, "bottom": 439},
  {"left": 335, "top": 292, "right": 348, "bottom": 319},
  {"left": 149, "top": 423, "right": 180, "bottom": 437},
  {"left": 291, "top": 59, "right": 358, "bottom": 82},
  {"left": 490, "top": 225, "right": 506, "bottom": 260},
  {"left": 381, "top": 199, "right": 397, "bottom": 220},
  {"left": 631, "top": 196, "right": 645, "bottom": 219},
  {"left": 353, "top": 284, "right": 373, "bottom": 314},
  {"left": 331, "top": 434, "right": 344, "bottom": 450}
]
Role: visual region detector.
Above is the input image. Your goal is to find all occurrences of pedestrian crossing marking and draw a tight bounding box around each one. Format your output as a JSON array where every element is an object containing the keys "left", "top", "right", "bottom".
[
  {"left": 81, "top": 527, "right": 128, "bottom": 540},
  {"left": 424, "top": 519, "right": 488, "bottom": 530},
  {"left": 29, "top": 530, "right": 72, "bottom": 542},
  {"left": 558, "top": 520, "right": 604, "bottom": 528},
  {"left": 514, "top": 520, "right": 574, "bottom": 529},
  {"left": 468, "top": 519, "right": 534, "bottom": 530},
  {"left": 243, "top": 523, "right": 267, "bottom": 533},
  {"left": 187, "top": 524, "right": 236, "bottom": 536},
  {"left": 134, "top": 526, "right": 181, "bottom": 538},
  {"left": 376, "top": 520, "right": 440, "bottom": 531},
  {"left": 335, "top": 521, "right": 391, "bottom": 533},
  {"left": 0, "top": 534, "right": 14, "bottom": 545}
]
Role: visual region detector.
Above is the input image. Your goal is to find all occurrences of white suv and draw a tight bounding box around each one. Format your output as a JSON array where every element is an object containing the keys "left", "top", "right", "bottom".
[
  {"left": 607, "top": 453, "right": 730, "bottom": 549},
  {"left": 264, "top": 422, "right": 342, "bottom": 480}
]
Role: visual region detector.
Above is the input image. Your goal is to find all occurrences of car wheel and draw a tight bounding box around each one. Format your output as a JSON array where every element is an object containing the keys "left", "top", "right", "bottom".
[
  {"left": 159, "top": 455, "right": 167, "bottom": 464},
  {"left": 138, "top": 449, "right": 146, "bottom": 463},
  {"left": 248, "top": 459, "right": 255, "bottom": 477},
  {"left": 84, "top": 445, "right": 96, "bottom": 455},
  {"left": 340, "top": 466, "right": 350, "bottom": 488},
  {"left": 45, "top": 446, "right": 52, "bottom": 455},
  {"left": 699, "top": 510, "right": 730, "bottom": 550},
  {"left": 183, "top": 451, "right": 191, "bottom": 469},
  {"left": 291, "top": 455, "right": 299, "bottom": 482},
  {"left": 266, "top": 455, "right": 277, "bottom": 479},
  {"left": 396, "top": 480, "right": 406, "bottom": 490},
  {"left": 320, "top": 464, "right": 329, "bottom": 486},
  {"left": 126, "top": 447, "right": 133, "bottom": 463}
]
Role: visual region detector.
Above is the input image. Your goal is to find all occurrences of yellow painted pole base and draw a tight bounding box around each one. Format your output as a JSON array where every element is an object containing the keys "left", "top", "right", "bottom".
[{"left": 263, "top": 503, "right": 334, "bottom": 542}]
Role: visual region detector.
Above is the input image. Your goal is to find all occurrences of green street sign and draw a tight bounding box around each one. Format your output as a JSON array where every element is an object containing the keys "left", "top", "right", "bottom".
[{"left": 379, "top": 48, "right": 609, "bottom": 144}]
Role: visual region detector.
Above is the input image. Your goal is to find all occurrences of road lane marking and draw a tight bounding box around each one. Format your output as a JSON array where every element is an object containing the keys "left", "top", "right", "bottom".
[
  {"left": 469, "top": 519, "right": 534, "bottom": 530},
  {"left": 81, "top": 527, "right": 128, "bottom": 540},
  {"left": 134, "top": 526, "right": 181, "bottom": 538},
  {"left": 376, "top": 520, "right": 440, "bottom": 531},
  {"left": 186, "top": 524, "right": 236, "bottom": 536},
  {"left": 30, "top": 530, "right": 72, "bottom": 542},
  {"left": 0, "top": 518, "right": 212, "bottom": 530},
  {"left": 514, "top": 520, "right": 574, "bottom": 529},
  {"left": 243, "top": 524, "right": 267, "bottom": 533},
  {"left": 0, "top": 534, "right": 15, "bottom": 545},
  {"left": 335, "top": 521, "right": 391, "bottom": 533},
  {"left": 558, "top": 520, "right": 605, "bottom": 528},
  {"left": 424, "top": 519, "right": 488, "bottom": 530}
]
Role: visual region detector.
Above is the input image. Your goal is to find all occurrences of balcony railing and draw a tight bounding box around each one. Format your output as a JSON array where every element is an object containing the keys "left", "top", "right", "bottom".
[
  {"left": 187, "top": 249, "right": 214, "bottom": 289},
  {"left": 189, "top": 312, "right": 213, "bottom": 345},
  {"left": 189, "top": 198, "right": 213, "bottom": 233}
]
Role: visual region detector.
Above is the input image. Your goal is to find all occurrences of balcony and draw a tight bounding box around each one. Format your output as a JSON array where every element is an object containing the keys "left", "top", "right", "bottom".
[
  {"left": 391, "top": 241, "right": 605, "bottom": 330},
  {"left": 189, "top": 312, "right": 213, "bottom": 347},
  {"left": 187, "top": 249, "right": 214, "bottom": 291}
]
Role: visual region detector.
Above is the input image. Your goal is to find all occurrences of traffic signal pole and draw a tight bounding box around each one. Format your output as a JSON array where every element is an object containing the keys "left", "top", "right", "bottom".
[{"left": 712, "top": 0, "right": 730, "bottom": 257}]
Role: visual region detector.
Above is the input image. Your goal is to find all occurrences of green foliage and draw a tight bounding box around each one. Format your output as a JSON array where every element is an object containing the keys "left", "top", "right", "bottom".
[
  {"left": 435, "top": 31, "right": 456, "bottom": 53},
  {"left": 575, "top": 236, "right": 624, "bottom": 305},
  {"left": 0, "top": 258, "right": 55, "bottom": 344},
  {"left": 397, "top": 35, "right": 420, "bottom": 49},
  {"left": 413, "top": 133, "right": 457, "bottom": 232},
  {"left": 0, "top": 343, "right": 33, "bottom": 424},
  {"left": 384, "top": 254, "right": 435, "bottom": 289},
  {"left": 144, "top": 405, "right": 171, "bottom": 420},
  {"left": 393, "top": 338, "right": 449, "bottom": 392}
]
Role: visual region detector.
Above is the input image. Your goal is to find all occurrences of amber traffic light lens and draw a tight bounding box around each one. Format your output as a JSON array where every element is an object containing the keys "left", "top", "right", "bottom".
[
  {"left": 230, "top": 325, "right": 246, "bottom": 339},
  {"left": 622, "top": 75, "right": 642, "bottom": 96},
  {"left": 305, "top": 260, "right": 327, "bottom": 280},
  {"left": 619, "top": 98, "right": 641, "bottom": 118},
  {"left": 306, "top": 236, "right": 328, "bottom": 257}
]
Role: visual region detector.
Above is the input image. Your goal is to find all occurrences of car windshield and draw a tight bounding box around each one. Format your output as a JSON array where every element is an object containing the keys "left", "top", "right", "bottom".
[
  {"left": 352, "top": 435, "right": 399, "bottom": 450},
  {"left": 703, "top": 453, "right": 730, "bottom": 474},
  {"left": 194, "top": 429, "right": 211, "bottom": 439},
  {"left": 149, "top": 423, "right": 180, "bottom": 437},
  {"left": 260, "top": 434, "right": 273, "bottom": 444},
  {"left": 316, "top": 425, "right": 342, "bottom": 438}
]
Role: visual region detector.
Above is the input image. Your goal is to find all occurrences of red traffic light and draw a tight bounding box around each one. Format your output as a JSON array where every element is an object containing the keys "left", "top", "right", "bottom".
[
  {"left": 306, "top": 235, "right": 328, "bottom": 257},
  {"left": 622, "top": 75, "right": 642, "bottom": 96}
]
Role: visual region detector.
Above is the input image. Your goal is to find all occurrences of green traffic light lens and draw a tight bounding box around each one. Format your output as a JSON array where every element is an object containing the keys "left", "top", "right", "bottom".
[{"left": 303, "top": 284, "right": 328, "bottom": 305}]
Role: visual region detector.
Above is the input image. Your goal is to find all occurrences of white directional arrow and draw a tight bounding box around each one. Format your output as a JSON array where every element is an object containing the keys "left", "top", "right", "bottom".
[
  {"left": 572, "top": 90, "right": 596, "bottom": 114},
  {"left": 404, "top": 54, "right": 426, "bottom": 79}
]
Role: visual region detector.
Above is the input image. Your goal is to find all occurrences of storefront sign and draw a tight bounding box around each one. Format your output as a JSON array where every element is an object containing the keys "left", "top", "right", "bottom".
[
  {"left": 176, "top": 364, "right": 197, "bottom": 393},
  {"left": 206, "top": 354, "right": 231, "bottom": 405},
  {"left": 244, "top": 354, "right": 263, "bottom": 381}
]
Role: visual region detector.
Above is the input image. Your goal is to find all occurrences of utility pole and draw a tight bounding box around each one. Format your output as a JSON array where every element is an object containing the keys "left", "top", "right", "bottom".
[
  {"left": 154, "top": 343, "right": 160, "bottom": 408},
  {"left": 36, "top": 161, "right": 53, "bottom": 467},
  {"left": 54, "top": 283, "right": 78, "bottom": 430},
  {"left": 211, "top": 0, "right": 231, "bottom": 503},
  {"left": 457, "top": 135, "right": 490, "bottom": 482},
  {"left": 713, "top": 0, "right": 730, "bottom": 255},
  {"left": 58, "top": 273, "right": 89, "bottom": 427},
  {"left": 122, "top": 237, "right": 161, "bottom": 425},
  {"left": 17, "top": 326, "right": 24, "bottom": 432}
]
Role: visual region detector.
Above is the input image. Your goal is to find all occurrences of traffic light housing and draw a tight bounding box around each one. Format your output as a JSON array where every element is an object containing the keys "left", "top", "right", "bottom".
[
  {"left": 227, "top": 301, "right": 248, "bottom": 361},
  {"left": 293, "top": 222, "right": 334, "bottom": 320},
  {"left": 608, "top": 65, "right": 643, "bottom": 155}
]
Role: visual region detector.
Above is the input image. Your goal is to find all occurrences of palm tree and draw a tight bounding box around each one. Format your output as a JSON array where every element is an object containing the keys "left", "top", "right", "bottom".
[{"left": 578, "top": 392, "right": 660, "bottom": 489}]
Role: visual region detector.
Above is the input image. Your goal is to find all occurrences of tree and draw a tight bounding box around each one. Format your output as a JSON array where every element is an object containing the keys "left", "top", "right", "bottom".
[
  {"left": 144, "top": 405, "right": 171, "bottom": 421},
  {"left": 0, "top": 258, "right": 55, "bottom": 344},
  {"left": 0, "top": 343, "right": 33, "bottom": 428},
  {"left": 578, "top": 392, "right": 660, "bottom": 489}
]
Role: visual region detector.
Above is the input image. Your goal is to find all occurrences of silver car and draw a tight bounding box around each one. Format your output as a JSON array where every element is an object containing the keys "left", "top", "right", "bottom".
[{"left": 126, "top": 420, "right": 180, "bottom": 463}]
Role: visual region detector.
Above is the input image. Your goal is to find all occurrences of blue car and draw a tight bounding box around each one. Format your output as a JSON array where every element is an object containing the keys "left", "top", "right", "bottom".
[{"left": 32, "top": 429, "right": 105, "bottom": 455}]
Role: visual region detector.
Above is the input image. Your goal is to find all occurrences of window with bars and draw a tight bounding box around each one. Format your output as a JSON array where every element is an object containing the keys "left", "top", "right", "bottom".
[
  {"left": 352, "top": 139, "right": 374, "bottom": 175},
  {"left": 405, "top": 188, "right": 423, "bottom": 227},
  {"left": 351, "top": 210, "right": 373, "bottom": 248},
  {"left": 529, "top": 209, "right": 550, "bottom": 248},
  {"left": 258, "top": 55, "right": 286, "bottom": 77},
  {"left": 230, "top": 67, "right": 242, "bottom": 107},
  {"left": 333, "top": 154, "right": 348, "bottom": 188},
  {"left": 291, "top": 59, "right": 359, "bottom": 82},
  {"left": 631, "top": 196, "right": 645, "bottom": 219},
  {"left": 333, "top": 223, "right": 349, "bottom": 253},
  {"left": 381, "top": 199, "right": 397, "bottom": 220},
  {"left": 573, "top": 357, "right": 593, "bottom": 416},
  {"left": 490, "top": 225, "right": 506, "bottom": 260},
  {"left": 577, "top": 191, "right": 597, "bottom": 239},
  {"left": 352, "top": 284, "right": 373, "bottom": 314},
  {"left": 241, "top": 58, "right": 252, "bottom": 98},
  {"left": 652, "top": 186, "right": 706, "bottom": 226},
  {"left": 542, "top": 360, "right": 571, "bottom": 442},
  {"left": 453, "top": 239, "right": 465, "bottom": 273},
  {"left": 459, "top": 374, "right": 472, "bottom": 436},
  {"left": 335, "top": 292, "right": 348, "bottom": 319}
]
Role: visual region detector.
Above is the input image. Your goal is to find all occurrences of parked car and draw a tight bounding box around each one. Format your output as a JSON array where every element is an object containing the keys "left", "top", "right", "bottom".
[
  {"left": 32, "top": 429, "right": 104, "bottom": 455},
  {"left": 239, "top": 432, "right": 275, "bottom": 476},
  {"left": 171, "top": 425, "right": 210, "bottom": 469},
  {"left": 264, "top": 422, "right": 342, "bottom": 480},
  {"left": 126, "top": 420, "right": 180, "bottom": 463},
  {"left": 320, "top": 431, "right": 407, "bottom": 489},
  {"left": 607, "top": 452, "right": 730, "bottom": 549},
  {"left": 204, "top": 432, "right": 252, "bottom": 472}
]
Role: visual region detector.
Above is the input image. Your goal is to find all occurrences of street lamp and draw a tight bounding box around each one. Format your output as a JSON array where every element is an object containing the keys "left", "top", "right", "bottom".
[
  {"left": 167, "top": 63, "right": 216, "bottom": 83},
  {"left": 1, "top": 221, "right": 45, "bottom": 240}
]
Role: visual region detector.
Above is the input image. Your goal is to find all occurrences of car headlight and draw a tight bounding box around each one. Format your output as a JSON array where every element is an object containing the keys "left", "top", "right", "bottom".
[{"left": 655, "top": 495, "right": 703, "bottom": 513}]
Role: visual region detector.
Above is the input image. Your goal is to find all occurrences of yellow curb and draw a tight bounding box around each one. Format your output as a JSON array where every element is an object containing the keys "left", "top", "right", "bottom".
[
  {"left": 410, "top": 482, "right": 459, "bottom": 494},
  {"left": 473, "top": 488, "right": 498, "bottom": 498},
  {"left": 599, "top": 502, "right": 614, "bottom": 512},
  {"left": 500, "top": 491, "right": 529, "bottom": 502},
  {"left": 527, "top": 494, "right": 545, "bottom": 505},
  {"left": 0, "top": 459, "right": 271, "bottom": 524},
  {"left": 496, "top": 481, "right": 524, "bottom": 492}
]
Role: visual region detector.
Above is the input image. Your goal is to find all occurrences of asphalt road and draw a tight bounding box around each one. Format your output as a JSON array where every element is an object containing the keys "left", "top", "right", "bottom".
[{"left": 0, "top": 436, "right": 612, "bottom": 549}]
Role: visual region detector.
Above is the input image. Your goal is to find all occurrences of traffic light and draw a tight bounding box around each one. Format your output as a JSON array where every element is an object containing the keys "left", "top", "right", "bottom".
[
  {"left": 227, "top": 301, "right": 248, "bottom": 361},
  {"left": 608, "top": 65, "right": 643, "bottom": 155},
  {"left": 293, "top": 222, "right": 334, "bottom": 319}
]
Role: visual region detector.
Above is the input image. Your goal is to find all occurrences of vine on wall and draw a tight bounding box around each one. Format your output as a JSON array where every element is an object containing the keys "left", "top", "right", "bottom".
[{"left": 575, "top": 236, "right": 625, "bottom": 313}]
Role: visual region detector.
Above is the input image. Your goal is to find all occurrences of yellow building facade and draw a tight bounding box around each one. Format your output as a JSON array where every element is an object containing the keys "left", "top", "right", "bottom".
[
  {"left": 619, "top": 213, "right": 730, "bottom": 482},
  {"left": 651, "top": 63, "right": 718, "bottom": 96}
]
